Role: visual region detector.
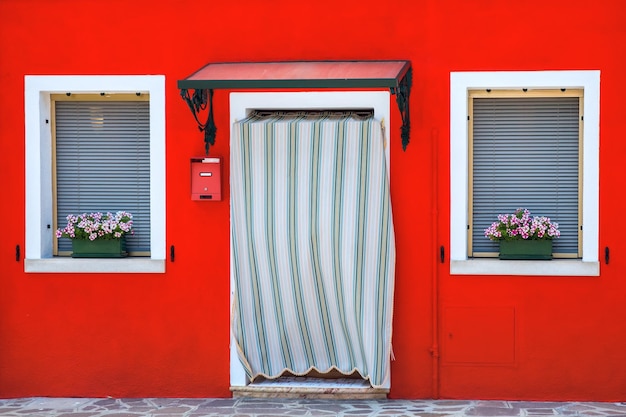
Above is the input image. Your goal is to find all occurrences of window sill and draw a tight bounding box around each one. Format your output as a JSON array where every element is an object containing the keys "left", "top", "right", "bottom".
[
  {"left": 450, "top": 259, "right": 600, "bottom": 276},
  {"left": 25, "top": 258, "right": 166, "bottom": 273}
]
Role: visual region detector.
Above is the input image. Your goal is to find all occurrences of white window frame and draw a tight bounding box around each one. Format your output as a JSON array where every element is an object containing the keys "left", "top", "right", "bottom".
[
  {"left": 229, "top": 91, "right": 391, "bottom": 388},
  {"left": 24, "top": 75, "right": 166, "bottom": 273},
  {"left": 450, "top": 70, "right": 600, "bottom": 276}
]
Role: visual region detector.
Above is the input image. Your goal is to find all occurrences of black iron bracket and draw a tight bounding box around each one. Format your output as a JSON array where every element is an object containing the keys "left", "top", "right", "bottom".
[
  {"left": 391, "top": 67, "right": 412, "bottom": 151},
  {"left": 180, "top": 88, "right": 217, "bottom": 155}
]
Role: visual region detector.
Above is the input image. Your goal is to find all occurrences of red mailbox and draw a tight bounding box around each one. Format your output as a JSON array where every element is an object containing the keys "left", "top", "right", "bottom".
[{"left": 191, "top": 157, "right": 222, "bottom": 201}]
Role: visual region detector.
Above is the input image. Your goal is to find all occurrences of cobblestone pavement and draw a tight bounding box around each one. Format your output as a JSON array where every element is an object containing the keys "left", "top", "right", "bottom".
[{"left": 1, "top": 397, "right": 626, "bottom": 417}]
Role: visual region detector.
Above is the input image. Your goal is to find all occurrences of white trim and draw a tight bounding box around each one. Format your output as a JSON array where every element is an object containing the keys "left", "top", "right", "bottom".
[
  {"left": 24, "top": 75, "right": 166, "bottom": 273},
  {"left": 450, "top": 71, "right": 600, "bottom": 276},
  {"left": 229, "top": 91, "right": 391, "bottom": 388},
  {"left": 451, "top": 259, "right": 599, "bottom": 276},
  {"left": 24, "top": 258, "right": 165, "bottom": 273}
]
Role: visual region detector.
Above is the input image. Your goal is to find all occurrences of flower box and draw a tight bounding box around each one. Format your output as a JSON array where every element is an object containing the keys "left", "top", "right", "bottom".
[
  {"left": 499, "top": 239, "right": 553, "bottom": 260},
  {"left": 484, "top": 208, "right": 559, "bottom": 261},
  {"left": 71, "top": 237, "right": 128, "bottom": 258},
  {"left": 57, "top": 211, "right": 134, "bottom": 258}
]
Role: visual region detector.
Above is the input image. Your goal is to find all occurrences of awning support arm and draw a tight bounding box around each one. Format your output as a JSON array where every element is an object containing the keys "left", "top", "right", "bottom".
[
  {"left": 180, "top": 88, "right": 217, "bottom": 155},
  {"left": 391, "top": 67, "right": 412, "bottom": 151}
]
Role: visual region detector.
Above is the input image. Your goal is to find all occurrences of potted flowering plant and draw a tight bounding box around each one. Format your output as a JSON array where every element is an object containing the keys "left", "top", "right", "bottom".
[
  {"left": 484, "top": 208, "right": 560, "bottom": 260},
  {"left": 56, "top": 211, "right": 133, "bottom": 258}
]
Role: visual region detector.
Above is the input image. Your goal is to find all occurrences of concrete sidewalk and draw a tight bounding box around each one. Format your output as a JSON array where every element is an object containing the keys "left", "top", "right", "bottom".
[{"left": 1, "top": 397, "right": 626, "bottom": 417}]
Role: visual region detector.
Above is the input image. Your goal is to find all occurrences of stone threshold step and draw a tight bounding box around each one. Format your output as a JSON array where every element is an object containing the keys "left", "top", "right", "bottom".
[{"left": 230, "top": 377, "right": 389, "bottom": 399}]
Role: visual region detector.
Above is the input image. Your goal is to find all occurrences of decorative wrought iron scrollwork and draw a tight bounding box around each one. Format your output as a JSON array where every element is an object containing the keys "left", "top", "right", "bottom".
[
  {"left": 180, "top": 88, "right": 217, "bottom": 155},
  {"left": 392, "top": 67, "right": 412, "bottom": 151}
]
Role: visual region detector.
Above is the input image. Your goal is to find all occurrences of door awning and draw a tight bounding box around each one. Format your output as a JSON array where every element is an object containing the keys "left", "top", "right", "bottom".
[{"left": 177, "top": 60, "right": 412, "bottom": 153}]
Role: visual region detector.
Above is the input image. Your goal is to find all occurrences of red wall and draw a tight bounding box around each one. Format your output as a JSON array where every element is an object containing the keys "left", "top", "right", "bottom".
[{"left": 1, "top": 0, "right": 625, "bottom": 400}]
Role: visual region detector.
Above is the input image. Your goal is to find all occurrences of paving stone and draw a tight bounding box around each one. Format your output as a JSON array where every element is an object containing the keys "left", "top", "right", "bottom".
[
  {"left": 204, "top": 399, "right": 240, "bottom": 407},
  {"left": 12, "top": 414, "right": 52, "bottom": 417},
  {"left": 200, "top": 408, "right": 241, "bottom": 414},
  {"left": 438, "top": 401, "right": 473, "bottom": 406},
  {"left": 151, "top": 399, "right": 185, "bottom": 406},
  {"left": 409, "top": 414, "right": 442, "bottom": 417},
  {"left": 151, "top": 406, "right": 194, "bottom": 414},
  {"left": 338, "top": 411, "right": 370, "bottom": 417},
  {"left": 431, "top": 407, "right": 467, "bottom": 412},
  {"left": 525, "top": 409, "right": 557, "bottom": 415},
  {"left": 56, "top": 413, "right": 101, "bottom": 417},
  {"left": 3, "top": 399, "right": 31, "bottom": 406},
  {"left": 256, "top": 414, "right": 300, "bottom": 417},
  {"left": 513, "top": 402, "right": 566, "bottom": 408},
  {"left": 98, "top": 414, "right": 143, "bottom": 417},
  {"left": 476, "top": 401, "right": 510, "bottom": 406},
  {"left": 93, "top": 399, "right": 118, "bottom": 407},
  {"left": 465, "top": 406, "right": 521, "bottom": 416},
  {"left": 177, "top": 399, "right": 208, "bottom": 405},
  {"left": 238, "top": 408, "right": 292, "bottom": 414},
  {"left": 592, "top": 403, "right": 626, "bottom": 411},
  {"left": 33, "top": 398, "right": 94, "bottom": 410},
  {"left": 162, "top": 415, "right": 203, "bottom": 417},
  {"left": 307, "top": 404, "right": 351, "bottom": 412},
  {"left": 81, "top": 405, "right": 106, "bottom": 411},
  {"left": 526, "top": 411, "right": 557, "bottom": 417},
  {"left": 124, "top": 407, "right": 155, "bottom": 413},
  {"left": 187, "top": 413, "right": 225, "bottom": 417},
  {"left": 247, "top": 402, "right": 290, "bottom": 408},
  {"left": 117, "top": 399, "right": 150, "bottom": 407}
]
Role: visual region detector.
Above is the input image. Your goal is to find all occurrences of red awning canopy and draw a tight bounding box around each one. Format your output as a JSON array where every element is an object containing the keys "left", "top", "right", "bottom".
[
  {"left": 177, "top": 60, "right": 411, "bottom": 90},
  {"left": 177, "top": 60, "right": 412, "bottom": 152}
]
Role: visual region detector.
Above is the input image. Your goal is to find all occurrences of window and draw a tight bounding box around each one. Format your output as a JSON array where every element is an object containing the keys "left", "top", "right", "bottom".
[
  {"left": 450, "top": 71, "right": 599, "bottom": 276},
  {"left": 53, "top": 94, "right": 151, "bottom": 256},
  {"left": 25, "top": 76, "right": 165, "bottom": 273},
  {"left": 469, "top": 90, "right": 582, "bottom": 258}
]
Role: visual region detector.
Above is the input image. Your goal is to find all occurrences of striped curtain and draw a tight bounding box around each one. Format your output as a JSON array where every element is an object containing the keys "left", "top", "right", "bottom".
[{"left": 231, "top": 111, "right": 396, "bottom": 388}]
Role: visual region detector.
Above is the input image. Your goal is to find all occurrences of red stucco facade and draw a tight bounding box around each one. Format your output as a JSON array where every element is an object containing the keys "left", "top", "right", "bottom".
[{"left": 1, "top": 0, "right": 625, "bottom": 401}]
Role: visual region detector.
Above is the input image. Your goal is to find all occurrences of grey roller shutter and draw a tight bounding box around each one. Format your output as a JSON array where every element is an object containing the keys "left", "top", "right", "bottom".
[
  {"left": 471, "top": 96, "right": 580, "bottom": 256},
  {"left": 55, "top": 101, "right": 150, "bottom": 254}
]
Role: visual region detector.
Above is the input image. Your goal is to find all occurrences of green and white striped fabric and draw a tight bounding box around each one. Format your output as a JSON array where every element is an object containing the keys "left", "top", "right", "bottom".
[{"left": 231, "top": 111, "right": 396, "bottom": 388}]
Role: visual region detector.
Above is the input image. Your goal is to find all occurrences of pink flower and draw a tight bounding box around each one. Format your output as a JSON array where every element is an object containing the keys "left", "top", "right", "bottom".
[
  {"left": 484, "top": 208, "right": 560, "bottom": 242},
  {"left": 56, "top": 211, "right": 134, "bottom": 242}
]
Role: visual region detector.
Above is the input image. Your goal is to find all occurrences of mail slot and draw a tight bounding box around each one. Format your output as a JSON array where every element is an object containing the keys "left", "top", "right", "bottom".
[{"left": 191, "top": 156, "right": 222, "bottom": 201}]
